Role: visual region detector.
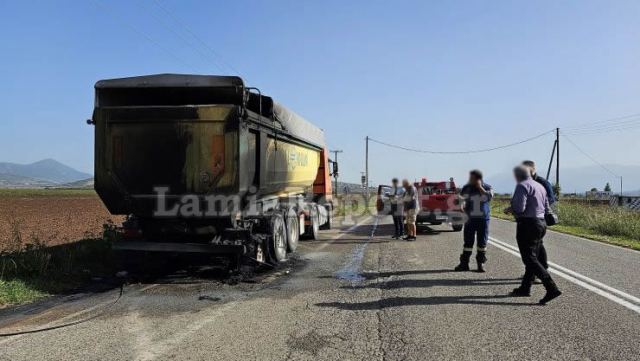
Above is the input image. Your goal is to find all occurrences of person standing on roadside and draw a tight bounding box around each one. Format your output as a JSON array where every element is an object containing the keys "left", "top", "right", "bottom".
[
  {"left": 455, "top": 170, "right": 493, "bottom": 272},
  {"left": 402, "top": 179, "right": 418, "bottom": 241},
  {"left": 522, "top": 160, "right": 554, "bottom": 272},
  {"left": 390, "top": 178, "right": 405, "bottom": 239},
  {"left": 506, "top": 165, "right": 562, "bottom": 305}
]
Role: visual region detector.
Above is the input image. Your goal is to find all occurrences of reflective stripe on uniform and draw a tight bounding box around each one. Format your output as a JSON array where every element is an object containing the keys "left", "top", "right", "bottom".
[
  {"left": 463, "top": 247, "right": 474, "bottom": 252},
  {"left": 477, "top": 246, "right": 487, "bottom": 252}
]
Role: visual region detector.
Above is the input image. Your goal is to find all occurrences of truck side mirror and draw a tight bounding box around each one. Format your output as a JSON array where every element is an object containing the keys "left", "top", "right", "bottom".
[{"left": 332, "top": 161, "right": 339, "bottom": 175}]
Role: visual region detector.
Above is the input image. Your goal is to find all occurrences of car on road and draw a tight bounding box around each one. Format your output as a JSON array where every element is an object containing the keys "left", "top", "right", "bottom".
[{"left": 377, "top": 178, "right": 465, "bottom": 231}]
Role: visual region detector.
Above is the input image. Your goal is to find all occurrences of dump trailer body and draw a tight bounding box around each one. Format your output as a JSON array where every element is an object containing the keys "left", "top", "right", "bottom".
[
  {"left": 93, "top": 74, "right": 327, "bottom": 216},
  {"left": 91, "top": 74, "right": 332, "bottom": 265}
]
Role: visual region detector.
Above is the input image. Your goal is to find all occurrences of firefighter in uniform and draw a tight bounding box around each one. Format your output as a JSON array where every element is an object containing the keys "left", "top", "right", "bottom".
[{"left": 455, "top": 169, "right": 493, "bottom": 272}]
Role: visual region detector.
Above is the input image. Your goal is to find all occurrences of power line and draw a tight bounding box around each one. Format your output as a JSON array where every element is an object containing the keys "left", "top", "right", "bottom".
[
  {"left": 368, "top": 129, "right": 554, "bottom": 155},
  {"left": 152, "top": 0, "right": 243, "bottom": 76},
  {"left": 563, "top": 117, "right": 640, "bottom": 135},
  {"left": 564, "top": 112, "right": 640, "bottom": 131},
  {"left": 561, "top": 133, "right": 619, "bottom": 178},
  {"left": 139, "top": 1, "right": 227, "bottom": 73},
  {"left": 92, "top": 0, "right": 198, "bottom": 71}
]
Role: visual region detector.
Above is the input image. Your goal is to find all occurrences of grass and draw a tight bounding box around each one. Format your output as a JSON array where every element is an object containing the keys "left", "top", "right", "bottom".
[
  {"left": 0, "top": 223, "right": 118, "bottom": 307},
  {"left": 0, "top": 279, "right": 48, "bottom": 306},
  {"left": 333, "top": 194, "right": 377, "bottom": 217},
  {"left": 0, "top": 188, "right": 96, "bottom": 198},
  {"left": 491, "top": 198, "right": 640, "bottom": 251}
]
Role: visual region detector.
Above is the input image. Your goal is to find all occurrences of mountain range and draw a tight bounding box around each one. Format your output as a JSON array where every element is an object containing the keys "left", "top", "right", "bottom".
[
  {"left": 1, "top": 159, "right": 639, "bottom": 195},
  {"left": 0, "top": 159, "right": 92, "bottom": 188}
]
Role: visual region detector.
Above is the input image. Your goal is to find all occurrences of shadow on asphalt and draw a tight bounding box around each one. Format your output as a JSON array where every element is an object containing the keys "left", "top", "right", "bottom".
[
  {"left": 316, "top": 294, "right": 535, "bottom": 309},
  {"left": 360, "top": 269, "right": 456, "bottom": 278},
  {"left": 341, "top": 277, "right": 521, "bottom": 290}
]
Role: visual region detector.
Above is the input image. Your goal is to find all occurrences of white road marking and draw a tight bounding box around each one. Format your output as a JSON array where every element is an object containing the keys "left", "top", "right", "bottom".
[{"left": 489, "top": 237, "right": 640, "bottom": 315}]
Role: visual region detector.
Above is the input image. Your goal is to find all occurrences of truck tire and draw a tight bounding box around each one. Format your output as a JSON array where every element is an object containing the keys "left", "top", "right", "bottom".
[
  {"left": 452, "top": 224, "right": 463, "bottom": 232},
  {"left": 319, "top": 204, "right": 333, "bottom": 230},
  {"left": 285, "top": 208, "right": 300, "bottom": 252},
  {"left": 269, "top": 213, "right": 288, "bottom": 262},
  {"left": 304, "top": 205, "right": 320, "bottom": 240}
]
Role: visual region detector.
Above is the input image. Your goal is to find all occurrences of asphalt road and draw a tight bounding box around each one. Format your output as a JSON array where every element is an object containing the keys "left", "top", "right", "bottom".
[{"left": 1, "top": 215, "right": 639, "bottom": 361}]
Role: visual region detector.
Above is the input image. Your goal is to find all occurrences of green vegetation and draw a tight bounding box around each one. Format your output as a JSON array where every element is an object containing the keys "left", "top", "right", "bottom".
[
  {"left": 0, "top": 224, "right": 117, "bottom": 307},
  {"left": 334, "top": 195, "right": 376, "bottom": 217},
  {"left": 0, "top": 188, "right": 97, "bottom": 198},
  {"left": 491, "top": 198, "right": 640, "bottom": 251}
]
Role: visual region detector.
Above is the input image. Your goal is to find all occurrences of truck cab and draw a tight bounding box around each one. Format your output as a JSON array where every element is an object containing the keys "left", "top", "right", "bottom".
[{"left": 415, "top": 178, "right": 465, "bottom": 231}]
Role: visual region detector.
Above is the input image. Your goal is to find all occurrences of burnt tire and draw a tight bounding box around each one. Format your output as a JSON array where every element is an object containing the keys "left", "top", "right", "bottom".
[
  {"left": 269, "top": 213, "right": 288, "bottom": 262},
  {"left": 285, "top": 208, "right": 300, "bottom": 252},
  {"left": 452, "top": 224, "right": 463, "bottom": 232},
  {"left": 304, "top": 205, "right": 320, "bottom": 240}
]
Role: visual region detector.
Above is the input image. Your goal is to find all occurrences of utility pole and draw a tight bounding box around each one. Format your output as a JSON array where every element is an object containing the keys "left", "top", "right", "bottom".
[
  {"left": 365, "top": 136, "right": 369, "bottom": 200},
  {"left": 546, "top": 139, "right": 557, "bottom": 181},
  {"left": 555, "top": 128, "right": 560, "bottom": 197},
  {"left": 330, "top": 149, "right": 343, "bottom": 196},
  {"left": 620, "top": 176, "right": 623, "bottom": 196}
]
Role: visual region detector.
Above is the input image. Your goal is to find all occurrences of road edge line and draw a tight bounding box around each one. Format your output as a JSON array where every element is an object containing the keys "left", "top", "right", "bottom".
[{"left": 489, "top": 237, "right": 640, "bottom": 315}]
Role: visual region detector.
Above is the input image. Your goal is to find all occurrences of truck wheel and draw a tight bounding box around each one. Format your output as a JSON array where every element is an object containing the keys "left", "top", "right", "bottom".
[
  {"left": 452, "top": 224, "right": 463, "bottom": 232},
  {"left": 285, "top": 208, "right": 300, "bottom": 252},
  {"left": 269, "top": 213, "right": 288, "bottom": 262},
  {"left": 319, "top": 204, "right": 333, "bottom": 230},
  {"left": 304, "top": 205, "right": 320, "bottom": 240}
]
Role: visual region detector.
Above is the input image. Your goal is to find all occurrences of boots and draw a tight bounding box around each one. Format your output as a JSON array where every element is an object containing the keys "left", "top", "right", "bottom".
[
  {"left": 454, "top": 251, "right": 471, "bottom": 271},
  {"left": 476, "top": 251, "right": 487, "bottom": 273},
  {"left": 539, "top": 278, "right": 562, "bottom": 305}
]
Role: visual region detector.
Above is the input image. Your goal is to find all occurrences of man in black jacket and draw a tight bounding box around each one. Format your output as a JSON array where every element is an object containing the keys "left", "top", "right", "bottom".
[
  {"left": 522, "top": 160, "right": 555, "bottom": 270},
  {"left": 389, "top": 178, "right": 405, "bottom": 239}
]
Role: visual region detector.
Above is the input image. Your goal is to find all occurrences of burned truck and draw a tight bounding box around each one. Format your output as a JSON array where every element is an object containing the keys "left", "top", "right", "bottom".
[{"left": 89, "top": 74, "right": 333, "bottom": 267}]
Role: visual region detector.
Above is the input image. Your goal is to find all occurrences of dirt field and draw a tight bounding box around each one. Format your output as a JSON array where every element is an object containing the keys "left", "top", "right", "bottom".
[{"left": 0, "top": 190, "right": 124, "bottom": 252}]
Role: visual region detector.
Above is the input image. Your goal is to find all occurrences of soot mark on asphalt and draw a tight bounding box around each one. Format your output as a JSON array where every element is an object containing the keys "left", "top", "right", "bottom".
[
  {"left": 287, "top": 329, "right": 332, "bottom": 356},
  {"left": 335, "top": 217, "right": 379, "bottom": 284}
]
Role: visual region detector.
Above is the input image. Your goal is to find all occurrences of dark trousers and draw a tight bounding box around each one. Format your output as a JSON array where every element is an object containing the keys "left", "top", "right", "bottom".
[
  {"left": 538, "top": 243, "right": 549, "bottom": 269},
  {"left": 516, "top": 218, "right": 552, "bottom": 290},
  {"left": 391, "top": 205, "right": 404, "bottom": 236},
  {"left": 463, "top": 218, "right": 489, "bottom": 250},
  {"left": 462, "top": 218, "right": 489, "bottom": 264}
]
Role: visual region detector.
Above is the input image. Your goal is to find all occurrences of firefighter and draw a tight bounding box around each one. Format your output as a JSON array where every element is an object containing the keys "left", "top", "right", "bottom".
[{"left": 455, "top": 169, "right": 493, "bottom": 272}]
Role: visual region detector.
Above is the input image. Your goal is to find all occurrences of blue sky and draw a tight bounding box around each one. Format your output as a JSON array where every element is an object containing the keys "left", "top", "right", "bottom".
[{"left": 1, "top": 0, "right": 639, "bottom": 190}]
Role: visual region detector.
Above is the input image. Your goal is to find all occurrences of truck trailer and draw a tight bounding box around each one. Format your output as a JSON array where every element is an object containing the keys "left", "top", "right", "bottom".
[{"left": 89, "top": 74, "right": 333, "bottom": 268}]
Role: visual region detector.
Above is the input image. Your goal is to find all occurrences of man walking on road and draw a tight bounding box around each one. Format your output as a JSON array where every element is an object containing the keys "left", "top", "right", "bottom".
[
  {"left": 506, "top": 166, "right": 562, "bottom": 305},
  {"left": 402, "top": 179, "right": 418, "bottom": 241},
  {"left": 455, "top": 170, "right": 493, "bottom": 272},
  {"left": 522, "top": 160, "right": 555, "bottom": 271},
  {"left": 390, "top": 178, "right": 405, "bottom": 239}
]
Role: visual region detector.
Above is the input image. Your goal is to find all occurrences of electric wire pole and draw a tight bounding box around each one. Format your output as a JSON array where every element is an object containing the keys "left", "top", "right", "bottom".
[
  {"left": 330, "top": 150, "right": 343, "bottom": 196},
  {"left": 555, "top": 127, "right": 560, "bottom": 198},
  {"left": 365, "top": 136, "right": 369, "bottom": 200}
]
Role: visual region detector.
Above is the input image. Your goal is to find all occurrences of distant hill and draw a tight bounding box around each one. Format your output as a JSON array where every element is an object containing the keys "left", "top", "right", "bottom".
[
  {"left": 0, "top": 173, "right": 55, "bottom": 188},
  {"left": 0, "top": 159, "right": 91, "bottom": 187},
  {"left": 59, "top": 177, "right": 94, "bottom": 189},
  {"left": 487, "top": 164, "right": 640, "bottom": 195}
]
